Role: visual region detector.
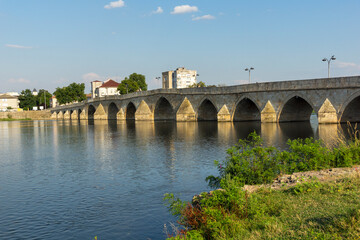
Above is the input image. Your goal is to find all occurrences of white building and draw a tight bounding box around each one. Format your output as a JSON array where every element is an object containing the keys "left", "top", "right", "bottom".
[
  {"left": 0, "top": 94, "right": 20, "bottom": 111},
  {"left": 162, "top": 67, "right": 197, "bottom": 89},
  {"left": 91, "top": 79, "right": 120, "bottom": 98}
]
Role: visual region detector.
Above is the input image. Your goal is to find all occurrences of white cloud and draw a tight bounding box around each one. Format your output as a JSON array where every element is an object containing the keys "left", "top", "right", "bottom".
[
  {"left": 82, "top": 72, "right": 101, "bottom": 82},
  {"left": 192, "top": 14, "right": 215, "bottom": 21},
  {"left": 8, "top": 78, "right": 30, "bottom": 84},
  {"left": 171, "top": 5, "right": 198, "bottom": 14},
  {"left": 153, "top": 6, "right": 163, "bottom": 14},
  {"left": 334, "top": 61, "right": 360, "bottom": 70},
  {"left": 104, "top": 0, "right": 125, "bottom": 9},
  {"left": 5, "top": 44, "right": 32, "bottom": 49}
]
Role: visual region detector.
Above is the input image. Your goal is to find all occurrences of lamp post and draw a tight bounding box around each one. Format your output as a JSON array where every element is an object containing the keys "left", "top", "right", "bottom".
[
  {"left": 322, "top": 55, "right": 336, "bottom": 78},
  {"left": 245, "top": 67, "right": 254, "bottom": 84},
  {"left": 156, "top": 77, "right": 161, "bottom": 88},
  {"left": 125, "top": 83, "right": 128, "bottom": 94}
]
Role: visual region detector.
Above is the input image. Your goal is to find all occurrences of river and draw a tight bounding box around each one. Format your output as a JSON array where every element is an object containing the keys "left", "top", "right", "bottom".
[{"left": 0, "top": 117, "right": 351, "bottom": 239}]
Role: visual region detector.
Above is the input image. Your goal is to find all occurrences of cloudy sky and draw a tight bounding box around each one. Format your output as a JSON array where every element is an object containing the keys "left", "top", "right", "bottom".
[{"left": 1, "top": 0, "right": 360, "bottom": 93}]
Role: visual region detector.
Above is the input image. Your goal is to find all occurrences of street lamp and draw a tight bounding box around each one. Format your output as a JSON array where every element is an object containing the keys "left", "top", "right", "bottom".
[
  {"left": 155, "top": 77, "right": 161, "bottom": 88},
  {"left": 322, "top": 55, "right": 336, "bottom": 78},
  {"left": 125, "top": 83, "right": 128, "bottom": 94},
  {"left": 245, "top": 67, "right": 254, "bottom": 83}
]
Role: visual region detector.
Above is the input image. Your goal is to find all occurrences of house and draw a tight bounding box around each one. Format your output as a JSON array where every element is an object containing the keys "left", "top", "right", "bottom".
[
  {"left": 0, "top": 93, "right": 20, "bottom": 111},
  {"left": 91, "top": 79, "right": 120, "bottom": 98}
]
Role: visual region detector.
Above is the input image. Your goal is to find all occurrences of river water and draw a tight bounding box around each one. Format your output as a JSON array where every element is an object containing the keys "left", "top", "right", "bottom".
[{"left": 0, "top": 117, "right": 350, "bottom": 239}]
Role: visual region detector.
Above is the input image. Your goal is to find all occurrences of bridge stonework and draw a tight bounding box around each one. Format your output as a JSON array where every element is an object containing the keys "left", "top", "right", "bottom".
[{"left": 51, "top": 76, "right": 360, "bottom": 124}]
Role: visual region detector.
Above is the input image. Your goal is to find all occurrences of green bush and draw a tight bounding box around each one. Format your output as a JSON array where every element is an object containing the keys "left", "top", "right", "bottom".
[{"left": 207, "top": 132, "right": 360, "bottom": 189}]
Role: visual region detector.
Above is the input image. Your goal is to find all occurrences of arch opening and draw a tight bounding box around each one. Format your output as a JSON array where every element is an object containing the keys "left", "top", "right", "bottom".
[
  {"left": 108, "top": 102, "right": 119, "bottom": 120},
  {"left": 154, "top": 97, "right": 174, "bottom": 120},
  {"left": 126, "top": 102, "right": 136, "bottom": 120},
  {"left": 197, "top": 99, "right": 217, "bottom": 121},
  {"left": 279, "top": 96, "right": 313, "bottom": 122},
  {"left": 341, "top": 96, "right": 360, "bottom": 123},
  {"left": 233, "top": 98, "right": 260, "bottom": 121},
  {"left": 88, "top": 105, "right": 96, "bottom": 120}
]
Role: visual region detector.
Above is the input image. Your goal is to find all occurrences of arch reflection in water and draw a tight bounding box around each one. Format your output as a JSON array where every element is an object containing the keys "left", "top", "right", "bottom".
[{"left": 233, "top": 121, "right": 261, "bottom": 139}]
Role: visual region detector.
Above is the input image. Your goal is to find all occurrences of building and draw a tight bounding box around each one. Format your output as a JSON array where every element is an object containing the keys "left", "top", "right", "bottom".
[
  {"left": 32, "top": 88, "right": 38, "bottom": 96},
  {"left": 91, "top": 79, "right": 120, "bottom": 98},
  {"left": 162, "top": 67, "right": 197, "bottom": 89},
  {"left": 50, "top": 96, "right": 58, "bottom": 108},
  {"left": 0, "top": 94, "right": 20, "bottom": 111}
]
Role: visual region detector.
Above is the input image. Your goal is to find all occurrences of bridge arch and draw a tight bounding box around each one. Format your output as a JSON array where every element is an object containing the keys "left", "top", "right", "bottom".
[
  {"left": 108, "top": 102, "right": 119, "bottom": 120},
  {"left": 340, "top": 90, "right": 360, "bottom": 122},
  {"left": 154, "top": 97, "right": 175, "bottom": 120},
  {"left": 126, "top": 102, "right": 136, "bottom": 120},
  {"left": 233, "top": 96, "right": 261, "bottom": 121},
  {"left": 197, "top": 98, "right": 218, "bottom": 121},
  {"left": 88, "top": 105, "right": 96, "bottom": 120},
  {"left": 278, "top": 94, "right": 314, "bottom": 122}
]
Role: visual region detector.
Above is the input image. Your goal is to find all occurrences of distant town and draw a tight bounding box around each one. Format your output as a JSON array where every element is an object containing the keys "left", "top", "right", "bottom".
[{"left": 0, "top": 67, "right": 206, "bottom": 112}]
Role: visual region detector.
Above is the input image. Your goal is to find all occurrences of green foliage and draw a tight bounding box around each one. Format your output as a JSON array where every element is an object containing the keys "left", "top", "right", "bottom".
[
  {"left": 18, "top": 89, "right": 37, "bottom": 110},
  {"left": 166, "top": 175, "right": 360, "bottom": 240},
  {"left": 53, "top": 83, "right": 86, "bottom": 105},
  {"left": 36, "top": 89, "right": 52, "bottom": 108},
  {"left": 207, "top": 132, "right": 360, "bottom": 189},
  {"left": 165, "top": 131, "right": 360, "bottom": 239},
  {"left": 117, "top": 73, "right": 147, "bottom": 94},
  {"left": 207, "top": 132, "right": 280, "bottom": 188},
  {"left": 188, "top": 81, "right": 206, "bottom": 88},
  {"left": 163, "top": 193, "right": 187, "bottom": 217}
]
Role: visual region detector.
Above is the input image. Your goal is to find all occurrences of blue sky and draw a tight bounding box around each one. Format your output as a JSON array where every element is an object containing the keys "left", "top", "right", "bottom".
[{"left": 1, "top": 0, "right": 360, "bottom": 93}]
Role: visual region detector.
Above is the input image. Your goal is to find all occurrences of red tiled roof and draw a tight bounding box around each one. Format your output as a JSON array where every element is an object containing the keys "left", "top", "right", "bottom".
[
  {"left": 92, "top": 80, "right": 102, "bottom": 82},
  {"left": 99, "top": 79, "right": 120, "bottom": 88}
]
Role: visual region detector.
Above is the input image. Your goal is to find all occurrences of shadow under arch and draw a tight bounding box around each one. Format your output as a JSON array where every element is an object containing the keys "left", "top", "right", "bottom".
[
  {"left": 197, "top": 99, "right": 218, "bottom": 121},
  {"left": 126, "top": 102, "right": 136, "bottom": 120},
  {"left": 233, "top": 97, "right": 261, "bottom": 121},
  {"left": 279, "top": 96, "right": 314, "bottom": 122},
  {"left": 154, "top": 97, "right": 175, "bottom": 120},
  {"left": 78, "top": 109, "right": 82, "bottom": 119},
  {"left": 340, "top": 93, "right": 360, "bottom": 123},
  {"left": 108, "top": 102, "right": 119, "bottom": 120},
  {"left": 88, "top": 105, "right": 96, "bottom": 120}
]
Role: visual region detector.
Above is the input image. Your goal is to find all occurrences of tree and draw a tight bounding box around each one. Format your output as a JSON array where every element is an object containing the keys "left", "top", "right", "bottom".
[
  {"left": 188, "top": 81, "right": 206, "bottom": 88},
  {"left": 19, "top": 89, "right": 37, "bottom": 110},
  {"left": 36, "top": 89, "right": 52, "bottom": 108},
  {"left": 117, "top": 73, "right": 147, "bottom": 94},
  {"left": 129, "top": 73, "right": 147, "bottom": 91},
  {"left": 53, "top": 83, "right": 86, "bottom": 105}
]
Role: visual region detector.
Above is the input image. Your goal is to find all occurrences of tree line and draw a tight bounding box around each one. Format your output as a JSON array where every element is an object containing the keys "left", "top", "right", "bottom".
[{"left": 19, "top": 83, "right": 86, "bottom": 110}]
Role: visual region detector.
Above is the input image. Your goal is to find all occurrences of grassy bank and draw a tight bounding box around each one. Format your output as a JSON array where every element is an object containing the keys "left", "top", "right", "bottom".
[
  {"left": 0, "top": 118, "right": 32, "bottom": 121},
  {"left": 164, "top": 132, "right": 360, "bottom": 239}
]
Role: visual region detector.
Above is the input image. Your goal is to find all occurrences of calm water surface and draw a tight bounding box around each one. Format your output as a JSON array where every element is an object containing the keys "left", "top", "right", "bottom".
[{"left": 0, "top": 117, "right": 349, "bottom": 239}]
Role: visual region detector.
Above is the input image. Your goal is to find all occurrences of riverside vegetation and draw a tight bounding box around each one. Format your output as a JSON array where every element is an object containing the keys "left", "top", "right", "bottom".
[{"left": 164, "top": 127, "right": 360, "bottom": 239}]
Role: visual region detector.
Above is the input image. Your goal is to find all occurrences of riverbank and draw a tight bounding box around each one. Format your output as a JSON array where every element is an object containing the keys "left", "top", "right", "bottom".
[
  {"left": 164, "top": 132, "right": 360, "bottom": 239},
  {"left": 0, "top": 118, "right": 32, "bottom": 121},
  {"left": 0, "top": 110, "right": 52, "bottom": 120}
]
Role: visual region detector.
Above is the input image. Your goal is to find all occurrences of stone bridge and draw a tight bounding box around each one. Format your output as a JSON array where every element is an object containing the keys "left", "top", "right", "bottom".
[{"left": 50, "top": 76, "right": 360, "bottom": 123}]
